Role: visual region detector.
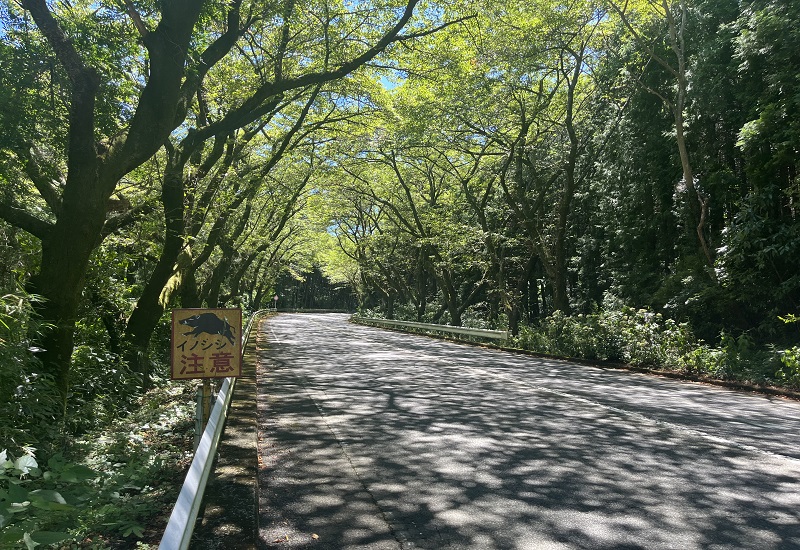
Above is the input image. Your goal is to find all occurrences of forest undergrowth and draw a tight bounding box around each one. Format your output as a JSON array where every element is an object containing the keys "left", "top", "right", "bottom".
[
  {"left": 1, "top": 290, "right": 199, "bottom": 549},
  {"left": 1, "top": 378, "right": 197, "bottom": 549}
]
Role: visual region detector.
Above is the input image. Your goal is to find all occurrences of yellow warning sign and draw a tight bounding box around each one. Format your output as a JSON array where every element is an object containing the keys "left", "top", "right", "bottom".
[{"left": 170, "top": 308, "right": 242, "bottom": 380}]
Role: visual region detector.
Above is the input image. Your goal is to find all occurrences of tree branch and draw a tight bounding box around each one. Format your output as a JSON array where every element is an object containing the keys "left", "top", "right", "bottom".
[
  {"left": 0, "top": 202, "right": 53, "bottom": 240},
  {"left": 121, "top": 0, "right": 150, "bottom": 38},
  {"left": 106, "top": 0, "right": 205, "bottom": 182},
  {"left": 176, "top": 0, "right": 247, "bottom": 126},
  {"left": 16, "top": 145, "right": 63, "bottom": 215},
  {"left": 221, "top": 0, "right": 422, "bottom": 121},
  {"left": 606, "top": 0, "right": 679, "bottom": 78},
  {"left": 20, "top": 0, "right": 95, "bottom": 85},
  {"left": 101, "top": 202, "right": 156, "bottom": 239},
  {"left": 394, "top": 14, "right": 476, "bottom": 42}
]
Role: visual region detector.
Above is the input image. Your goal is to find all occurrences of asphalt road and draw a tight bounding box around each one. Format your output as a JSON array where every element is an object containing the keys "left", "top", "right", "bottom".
[{"left": 256, "top": 313, "right": 800, "bottom": 549}]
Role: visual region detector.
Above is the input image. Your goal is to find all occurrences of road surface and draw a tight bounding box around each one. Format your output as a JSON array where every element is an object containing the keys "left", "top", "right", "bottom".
[{"left": 256, "top": 314, "right": 800, "bottom": 549}]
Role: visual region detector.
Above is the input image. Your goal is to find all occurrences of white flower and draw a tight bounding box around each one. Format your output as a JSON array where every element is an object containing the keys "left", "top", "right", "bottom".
[{"left": 15, "top": 454, "right": 38, "bottom": 476}]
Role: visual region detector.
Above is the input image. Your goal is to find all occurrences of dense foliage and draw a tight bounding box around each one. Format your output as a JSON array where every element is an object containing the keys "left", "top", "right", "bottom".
[
  {"left": 322, "top": 0, "right": 799, "bottom": 379},
  {"left": 0, "top": 0, "right": 798, "bottom": 546}
]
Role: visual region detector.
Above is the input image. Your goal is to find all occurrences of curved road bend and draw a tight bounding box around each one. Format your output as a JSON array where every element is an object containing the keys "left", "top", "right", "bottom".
[{"left": 256, "top": 313, "right": 800, "bottom": 550}]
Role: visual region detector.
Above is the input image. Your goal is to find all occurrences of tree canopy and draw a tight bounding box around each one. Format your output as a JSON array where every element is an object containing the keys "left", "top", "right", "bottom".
[
  {"left": 1, "top": 0, "right": 799, "bottom": 544},
  {"left": 1, "top": 0, "right": 798, "bottom": 465}
]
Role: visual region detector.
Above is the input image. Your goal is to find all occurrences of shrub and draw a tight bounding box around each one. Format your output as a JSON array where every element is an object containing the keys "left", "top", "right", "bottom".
[
  {"left": 775, "top": 315, "right": 800, "bottom": 388},
  {"left": 777, "top": 347, "right": 800, "bottom": 387},
  {"left": 67, "top": 346, "right": 141, "bottom": 436},
  {"left": 513, "top": 305, "right": 795, "bottom": 388},
  {"left": 515, "top": 307, "right": 695, "bottom": 367},
  {"left": 0, "top": 447, "right": 96, "bottom": 549}
]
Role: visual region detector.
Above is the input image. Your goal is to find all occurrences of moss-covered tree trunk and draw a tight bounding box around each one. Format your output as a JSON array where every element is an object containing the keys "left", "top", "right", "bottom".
[{"left": 15, "top": 0, "right": 204, "bottom": 408}]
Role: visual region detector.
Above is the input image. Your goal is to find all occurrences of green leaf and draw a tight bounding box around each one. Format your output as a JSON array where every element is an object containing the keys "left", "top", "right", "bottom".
[
  {"left": 28, "top": 490, "right": 73, "bottom": 511},
  {"left": 122, "top": 523, "right": 145, "bottom": 538},
  {"left": 0, "top": 525, "right": 25, "bottom": 545},
  {"left": 7, "top": 482, "right": 29, "bottom": 504},
  {"left": 60, "top": 464, "right": 97, "bottom": 483},
  {"left": 30, "top": 500, "right": 73, "bottom": 511},
  {"left": 46, "top": 454, "right": 66, "bottom": 472},
  {"left": 29, "top": 531, "right": 71, "bottom": 545}
]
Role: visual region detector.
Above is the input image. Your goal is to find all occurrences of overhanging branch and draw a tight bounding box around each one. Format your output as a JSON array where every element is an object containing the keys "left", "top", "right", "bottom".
[{"left": 0, "top": 202, "right": 53, "bottom": 240}]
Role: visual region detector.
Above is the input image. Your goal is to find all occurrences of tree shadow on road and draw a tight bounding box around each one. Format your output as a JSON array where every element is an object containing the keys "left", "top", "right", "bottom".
[{"left": 256, "top": 316, "right": 800, "bottom": 549}]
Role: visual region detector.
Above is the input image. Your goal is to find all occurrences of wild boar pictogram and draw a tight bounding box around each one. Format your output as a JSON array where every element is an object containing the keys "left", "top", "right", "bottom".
[{"left": 179, "top": 312, "right": 235, "bottom": 345}]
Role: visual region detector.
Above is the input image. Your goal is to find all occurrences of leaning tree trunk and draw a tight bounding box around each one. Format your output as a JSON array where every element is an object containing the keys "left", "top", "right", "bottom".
[
  {"left": 123, "top": 160, "right": 185, "bottom": 383},
  {"left": 202, "top": 245, "right": 236, "bottom": 307}
]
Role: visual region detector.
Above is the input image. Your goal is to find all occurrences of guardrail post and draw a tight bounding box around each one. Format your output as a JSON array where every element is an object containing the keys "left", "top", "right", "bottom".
[{"left": 194, "top": 380, "right": 215, "bottom": 451}]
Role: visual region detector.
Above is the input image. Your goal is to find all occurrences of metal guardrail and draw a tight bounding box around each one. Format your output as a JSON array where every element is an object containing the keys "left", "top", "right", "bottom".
[
  {"left": 275, "top": 308, "right": 351, "bottom": 313},
  {"left": 353, "top": 316, "right": 509, "bottom": 340},
  {"left": 159, "top": 309, "right": 270, "bottom": 550}
]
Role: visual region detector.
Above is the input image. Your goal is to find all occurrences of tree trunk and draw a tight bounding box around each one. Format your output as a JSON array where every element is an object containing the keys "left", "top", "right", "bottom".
[
  {"left": 551, "top": 46, "right": 586, "bottom": 314},
  {"left": 123, "top": 160, "right": 185, "bottom": 382},
  {"left": 436, "top": 265, "right": 461, "bottom": 326},
  {"left": 665, "top": 0, "right": 713, "bottom": 268},
  {"left": 222, "top": 252, "right": 259, "bottom": 304},
  {"left": 528, "top": 262, "right": 540, "bottom": 322},
  {"left": 27, "top": 4, "right": 104, "bottom": 407},
  {"left": 15, "top": 0, "right": 205, "bottom": 410},
  {"left": 509, "top": 255, "right": 537, "bottom": 336},
  {"left": 386, "top": 292, "right": 395, "bottom": 319},
  {"left": 35, "top": 204, "right": 105, "bottom": 404},
  {"left": 415, "top": 248, "right": 428, "bottom": 321},
  {"left": 203, "top": 246, "right": 236, "bottom": 307},
  {"left": 179, "top": 253, "right": 202, "bottom": 308}
]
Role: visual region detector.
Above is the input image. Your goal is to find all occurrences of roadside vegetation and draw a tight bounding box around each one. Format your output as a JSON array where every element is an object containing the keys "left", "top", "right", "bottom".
[
  {"left": 1, "top": 290, "right": 197, "bottom": 548},
  {"left": 512, "top": 308, "right": 800, "bottom": 390},
  {"left": 362, "top": 304, "right": 800, "bottom": 391},
  {"left": 1, "top": 0, "right": 798, "bottom": 546},
  {"left": 0, "top": 383, "right": 196, "bottom": 549}
]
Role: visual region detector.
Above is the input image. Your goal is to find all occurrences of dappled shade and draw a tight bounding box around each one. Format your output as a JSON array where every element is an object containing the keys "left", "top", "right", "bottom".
[{"left": 255, "top": 314, "right": 800, "bottom": 549}]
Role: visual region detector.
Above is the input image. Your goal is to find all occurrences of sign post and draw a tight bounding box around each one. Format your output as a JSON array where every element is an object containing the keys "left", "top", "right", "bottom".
[
  {"left": 171, "top": 308, "right": 242, "bottom": 445},
  {"left": 273, "top": 294, "right": 279, "bottom": 310}
]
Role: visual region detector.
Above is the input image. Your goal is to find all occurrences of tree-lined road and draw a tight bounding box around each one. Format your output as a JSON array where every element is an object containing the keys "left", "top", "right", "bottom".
[{"left": 256, "top": 314, "right": 800, "bottom": 549}]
